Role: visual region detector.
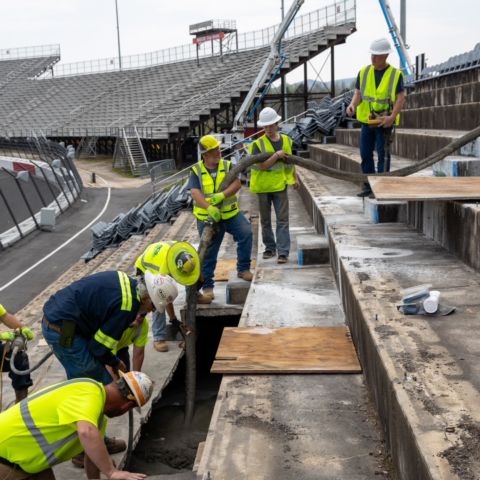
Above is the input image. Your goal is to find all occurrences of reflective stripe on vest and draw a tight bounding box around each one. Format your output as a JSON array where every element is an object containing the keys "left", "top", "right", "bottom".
[
  {"left": 249, "top": 134, "right": 295, "bottom": 193},
  {"left": 191, "top": 159, "right": 239, "bottom": 220},
  {"left": 20, "top": 379, "right": 104, "bottom": 468},
  {"left": 117, "top": 271, "right": 132, "bottom": 311},
  {"left": 357, "top": 65, "right": 401, "bottom": 125}
]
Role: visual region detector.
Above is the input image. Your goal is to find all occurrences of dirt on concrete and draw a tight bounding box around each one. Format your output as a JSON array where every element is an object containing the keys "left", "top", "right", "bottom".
[{"left": 440, "top": 416, "right": 480, "bottom": 480}]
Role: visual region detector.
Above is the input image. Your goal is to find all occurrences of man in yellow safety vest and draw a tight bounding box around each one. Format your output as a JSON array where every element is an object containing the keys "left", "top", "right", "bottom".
[
  {"left": 347, "top": 37, "right": 406, "bottom": 196},
  {"left": 249, "top": 107, "right": 297, "bottom": 264},
  {"left": 188, "top": 134, "right": 253, "bottom": 302},
  {"left": 0, "top": 371, "right": 153, "bottom": 479},
  {"left": 134, "top": 240, "right": 200, "bottom": 352}
]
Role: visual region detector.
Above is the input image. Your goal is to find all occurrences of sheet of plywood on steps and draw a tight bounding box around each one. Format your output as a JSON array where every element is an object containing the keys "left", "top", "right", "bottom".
[
  {"left": 211, "top": 326, "right": 361, "bottom": 374},
  {"left": 369, "top": 176, "right": 480, "bottom": 201},
  {"left": 214, "top": 258, "right": 257, "bottom": 281}
]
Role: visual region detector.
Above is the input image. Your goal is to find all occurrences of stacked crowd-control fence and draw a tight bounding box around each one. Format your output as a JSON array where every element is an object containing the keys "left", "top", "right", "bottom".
[{"left": 0, "top": 137, "right": 83, "bottom": 248}]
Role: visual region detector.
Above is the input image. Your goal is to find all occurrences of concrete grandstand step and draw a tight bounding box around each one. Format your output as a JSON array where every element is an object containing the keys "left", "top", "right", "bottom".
[
  {"left": 336, "top": 128, "right": 479, "bottom": 161},
  {"left": 298, "top": 167, "right": 480, "bottom": 480},
  {"left": 401, "top": 102, "right": 480, "bottom": 130},
  {"left": 404, "top": 81, "right": 480, "bottom": 109},
  {"left": 432, "top": 155, "right": 480, "bottom": 176},
  {"left": 413, "top": 67, "right": 480, "bottom": 93}
]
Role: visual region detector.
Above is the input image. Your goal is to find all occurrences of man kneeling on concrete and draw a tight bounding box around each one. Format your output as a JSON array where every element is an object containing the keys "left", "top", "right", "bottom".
[{"left": 0, "top": 371, "right": 153, "bottom": 479}]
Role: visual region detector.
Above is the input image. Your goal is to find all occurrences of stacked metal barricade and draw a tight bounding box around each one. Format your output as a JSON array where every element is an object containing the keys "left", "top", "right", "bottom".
[{"left": 282, "top": 90, "right": 354, "bottom": 147}]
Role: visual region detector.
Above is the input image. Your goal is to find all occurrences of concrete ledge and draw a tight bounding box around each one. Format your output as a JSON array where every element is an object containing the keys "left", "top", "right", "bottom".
[
  {"left": 402, "top": 103, "right": 480, "bottom": 130},
  {"left": 363, "top": 197, "right": 406, "bottom": 224},
  {"left": 414, "top": 67, "right": 480, "bottom": 92},
  {"left": 336, "top": 128, "right": 477, "bottom": 161},
  {"left": 407, "top": 200, "right": 480, "bottom": 273},
  {"left": 296, "top": 233, "right": 329, "bottom": 265},
  {"left": 432, "top": 155, "right": 480, "bottom": 176},
  {"left": 225, "top": 272, "right": 251, "bottom": 305},
  {"left": 298, "top": 168, "right": 480, "bottom": 480},
  {"left": 405, "top": 81, "right": 480, "bottom": 109}
]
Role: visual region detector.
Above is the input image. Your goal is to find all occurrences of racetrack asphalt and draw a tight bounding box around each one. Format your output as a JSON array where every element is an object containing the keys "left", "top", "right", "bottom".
[{"left": 0, "top": 183, "right": 151, "bottom": 313}]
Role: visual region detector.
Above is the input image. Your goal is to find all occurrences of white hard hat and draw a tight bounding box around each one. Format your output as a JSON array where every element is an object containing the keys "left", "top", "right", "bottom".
[
  {"left": 257, "top": 107, "right": 281, "bottom": 127},
  {"left": 119, "top": 370, "right": 154, "bottom": 412},
  {"left": 144, "top": 271, "right": 178, "bottom": 313},
  {"left": 370, "top": 38, "right": 392, "bottom": 55}
]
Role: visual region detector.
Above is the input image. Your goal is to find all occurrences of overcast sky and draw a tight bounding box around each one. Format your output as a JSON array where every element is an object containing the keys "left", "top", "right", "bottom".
[{"left": 0, "top": 0, "right": 478, "bottom": 83}]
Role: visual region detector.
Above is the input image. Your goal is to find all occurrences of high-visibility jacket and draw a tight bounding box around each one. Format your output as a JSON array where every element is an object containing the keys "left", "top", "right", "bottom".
[
  {"left": 0, "top": 303, "right": 6, "bottom": 317},
  {"left": 0, "top": 378, "right": 107, "bottom": 473},
  {"left": 356, "top": 64, "right": 402, "bottom": 125},
  {"left": 135, "top": 241, "right": 176, "bottom": 275},
  {"left": 248, "top": 133, "right": 295, "bottom": 193},
  {"left": 43, "top": 271, "right": 139, "bottom": 367},
  {"left": 191, "top": 159, "right": 239, "bottom": 221}
]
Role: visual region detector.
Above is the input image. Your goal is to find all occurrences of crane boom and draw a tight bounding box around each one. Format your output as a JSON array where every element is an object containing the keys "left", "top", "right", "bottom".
[
  {"left": 378, "top": 0, "right": 413, "bottom": 75},
  {"left": 232, "top": 0, "right": 304, "bottom": 131}
]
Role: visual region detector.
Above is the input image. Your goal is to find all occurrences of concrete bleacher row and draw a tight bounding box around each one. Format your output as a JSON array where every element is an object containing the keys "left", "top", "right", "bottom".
[{"left": 0, "top": 22, "right": 355, "bottom": 140}]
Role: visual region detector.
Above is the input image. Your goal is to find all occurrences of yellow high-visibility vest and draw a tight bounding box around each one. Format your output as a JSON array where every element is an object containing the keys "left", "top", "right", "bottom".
[
  {"left": 135, "top": 241, "right": 175, "bottom": 275},
  {"left": 248, "top": 133, "right": 295, "bottom": 193},
  {"left": 0, "top": 378, "right": 107, "bottom": 473},
  {"left": 191, "top": 159, "right": 239, "bottom": 221},
  {"left": 356, "top": 64, "right": 402, "bottom": 125}
]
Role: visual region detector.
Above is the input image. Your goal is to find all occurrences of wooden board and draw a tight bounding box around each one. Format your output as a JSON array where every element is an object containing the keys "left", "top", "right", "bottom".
[
  {"left": 211, "top": 326, "right": 361, "bottom": 374},
  {"left": 214, "top": 258, "right": 256, "bottom": 281},
  {"left": 368, "top": 176, "right": 480, "bottom": 201}
]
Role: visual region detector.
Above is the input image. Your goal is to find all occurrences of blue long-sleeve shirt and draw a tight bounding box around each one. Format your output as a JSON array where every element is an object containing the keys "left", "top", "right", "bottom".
[{"left": 43, "top": 271, "right": 140, "bottom": 367}]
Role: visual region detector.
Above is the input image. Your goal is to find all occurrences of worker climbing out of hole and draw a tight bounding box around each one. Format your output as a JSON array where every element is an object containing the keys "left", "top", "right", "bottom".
[
  {"left": 188, "top": 134, "right": 253, "bottom": 304},
  {"left": 41, "top": 270, "right": 176, "bottom": 466},
  {"left": 0, "top": 370, "right": 153, "bottom": 479},
  {"left": 346, "top": 37, "right": 406, "bottom": 197},
  {"left": 248, "top": 107, "right": 297, "bottom": 264},
  {"left": 134, "top": 240, "right": 200, "bottom": 352},
  {"left": 0, "top": 303, "right": 34, "bottom": 404}
]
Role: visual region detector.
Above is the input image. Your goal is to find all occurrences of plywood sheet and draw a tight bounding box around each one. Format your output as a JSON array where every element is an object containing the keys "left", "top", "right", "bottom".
[
  {"left": 369, "top": 176, "right": 480, "bottom": 201},
  {"left": 214, "top": 258, "right": 256, "bottom": 281},
  {"left": 211, "top": 326, "right": 361, "bottom": 374}
]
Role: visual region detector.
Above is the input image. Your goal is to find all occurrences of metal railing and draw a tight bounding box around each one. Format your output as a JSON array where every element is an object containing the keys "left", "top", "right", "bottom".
[
  {"left": 0, "top": 136, "right": 82, "bottom": 247},
  {"left": 49, "top": 0, "right": 356, "bottom": 77},
  {"left": 0, "top": 44, "right": 60, "bottom": 61}
]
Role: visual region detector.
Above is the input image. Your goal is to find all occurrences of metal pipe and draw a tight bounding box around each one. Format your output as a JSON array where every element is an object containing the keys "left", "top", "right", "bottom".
[{"left": 115, "top": 0, "right": 123, "bottom": 70}]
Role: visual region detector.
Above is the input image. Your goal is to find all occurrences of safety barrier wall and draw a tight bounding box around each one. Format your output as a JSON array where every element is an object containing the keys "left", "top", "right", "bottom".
[{"left": 0, "top": 137, "right": 83, "bottom": 248}]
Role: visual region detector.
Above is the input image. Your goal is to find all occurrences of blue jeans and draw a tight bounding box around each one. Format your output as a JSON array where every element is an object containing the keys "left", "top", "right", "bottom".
[
  {"left": 257, "top": 188, "right": 290, "bottom": 256},
  {"left": 42, "top": 321, "right": 113, "bottom": 385},
  {"left": 360, "top": 123, "right": 390, "bottom": 174},
  {"left": 152, "top": 310, "right": 167, "bottom": 341},
  {"left": 0, "top": 342, "right": 33, "bottom": 390},
  {"left": 197, "top": 212, "right": 252, "bottom": 289}
]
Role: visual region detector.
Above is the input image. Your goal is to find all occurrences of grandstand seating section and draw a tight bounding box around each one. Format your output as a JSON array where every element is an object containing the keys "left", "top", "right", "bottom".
[{"left": 0, "top": 23, "right": 355, "bottom": 140}]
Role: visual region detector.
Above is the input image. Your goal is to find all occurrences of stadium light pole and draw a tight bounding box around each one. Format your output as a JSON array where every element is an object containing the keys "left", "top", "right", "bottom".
[{"left": 115, "top": 0, "right": 123, "bottom": 70}]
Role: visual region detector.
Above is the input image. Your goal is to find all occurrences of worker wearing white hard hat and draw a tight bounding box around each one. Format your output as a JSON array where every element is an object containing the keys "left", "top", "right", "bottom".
[
  {"left": 0, "top": 372, "right": 153, "bottom": 479},
  {"left": 346, "top": 37, "right": 406, "bottom": 197},
  {"left": 249, "top": 107, "right": 297, "bottom": 264}
]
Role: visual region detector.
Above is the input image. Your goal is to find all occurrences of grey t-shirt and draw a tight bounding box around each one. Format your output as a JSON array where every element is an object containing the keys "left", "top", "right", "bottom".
[{"left": 250, "top": 137, "right": 285, "bottom": 155}]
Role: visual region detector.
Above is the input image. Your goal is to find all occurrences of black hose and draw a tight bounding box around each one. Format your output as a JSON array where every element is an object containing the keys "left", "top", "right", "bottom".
[
  {"left": 125, "top": 409, "right": 134, "bottom": 466},
  {"left": 9, "top": 347, "right": 54, "bottom": 376}
]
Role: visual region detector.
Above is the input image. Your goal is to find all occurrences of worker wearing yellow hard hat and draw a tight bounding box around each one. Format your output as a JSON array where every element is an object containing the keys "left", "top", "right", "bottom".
[
  {"left": 135, "top": 240, "right": 200, "bottom": 352},
  {"left": 188, "top": 134, "right": 253, "bottom": 304}
]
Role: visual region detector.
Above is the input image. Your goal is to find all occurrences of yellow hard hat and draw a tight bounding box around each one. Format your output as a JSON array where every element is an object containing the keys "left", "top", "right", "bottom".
[
  {"left": 166, "top": 241, "right": 200, "bottom": 286},
  {"left": 199, "top": 135, "right": 221, "bottom": 153}
]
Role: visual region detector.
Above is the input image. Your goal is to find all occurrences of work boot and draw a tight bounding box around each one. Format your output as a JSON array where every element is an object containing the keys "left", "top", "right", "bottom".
[
  {"left": 72, "top": 437, "right": 126, "bottom": 468},
  {"left": 277, "top": 255, "right": 288, "bottom": 264},
  {"left": 262, "top": 250, "right": 275, "bottom": 259},
  {"left": 14, "top": 388, "right": 28, "bottom": 403},
  {"left": 356, "top": 184, "right": 372, "bottom": 197},
  {"left": 203, "top": 288, "right": 215, "bottom": 299},
  {"left": 237, "top": 271, "right": 253, "bottom": 282},
  {"left": 154, "top": 340, "right": 169, "bottom": 352},
  {"left": 197, "top": 293, "right": 213, "bottom": 305}
]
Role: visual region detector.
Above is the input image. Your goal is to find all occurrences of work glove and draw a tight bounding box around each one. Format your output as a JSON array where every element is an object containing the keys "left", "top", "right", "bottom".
[
  {"left": 0, "top": 331, "right": 15, "bottom": 342},
  {"left": 209, "top": 192, "right": 225, "bottom": 206},
  {"left": 207, "top": 205, "right": 221, "bottom": 223},
  {"left": 20, "top": 327, "right": 35, "bottom": 341}
]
